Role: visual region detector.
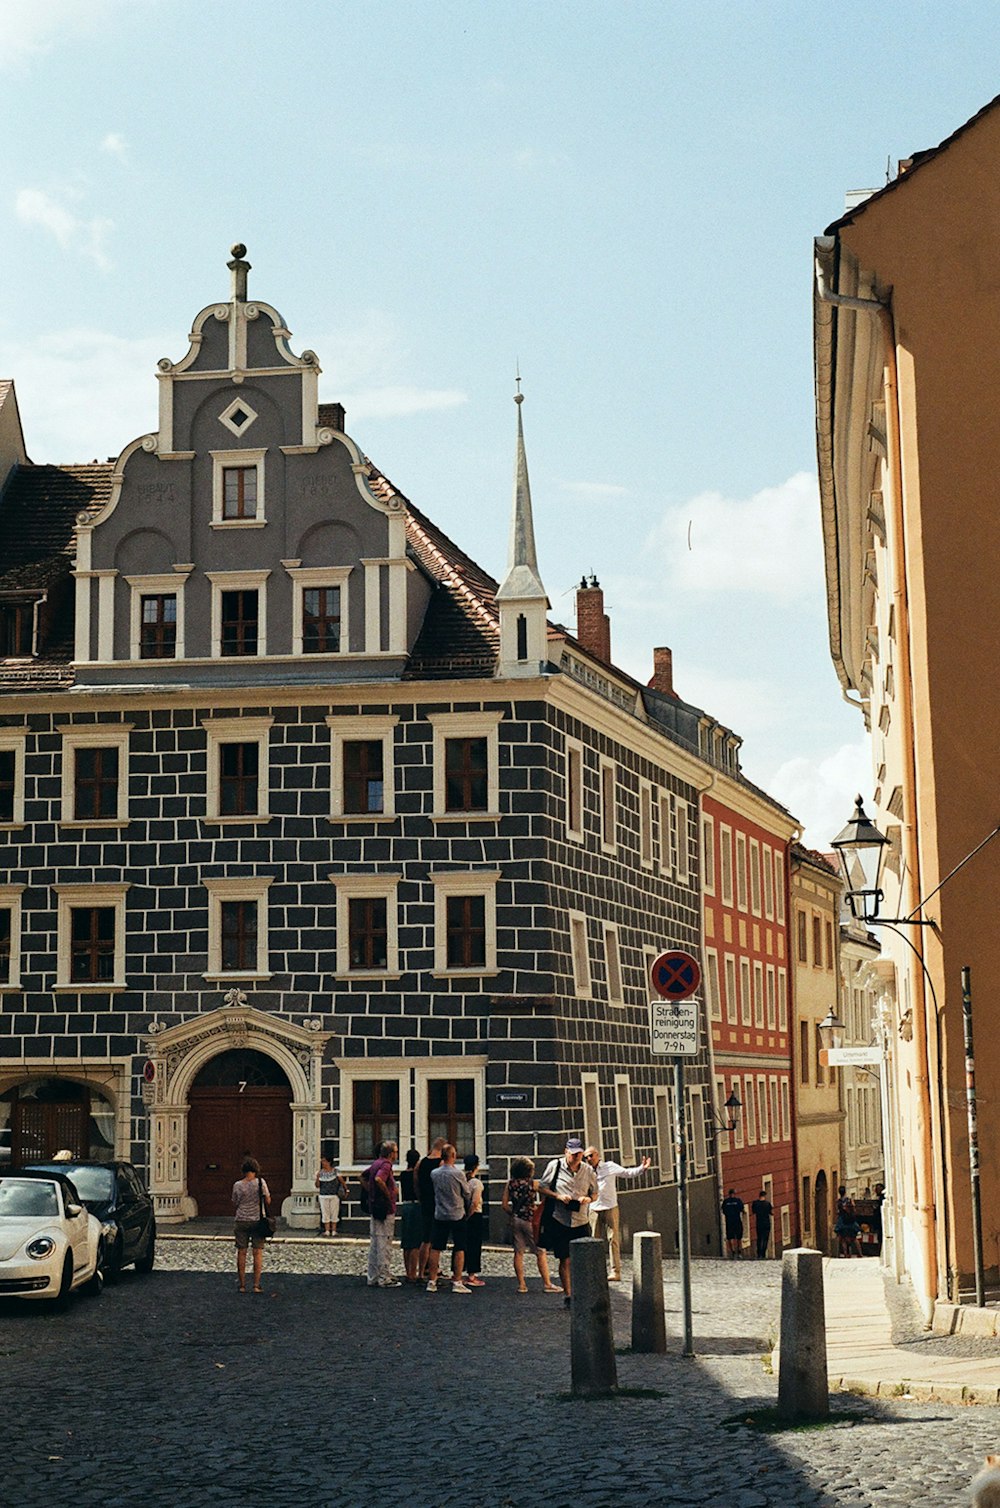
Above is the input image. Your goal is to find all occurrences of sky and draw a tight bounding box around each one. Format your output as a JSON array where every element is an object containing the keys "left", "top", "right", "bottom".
[{"left": 2, "top": 0, "right": 999, "bottom": 846}]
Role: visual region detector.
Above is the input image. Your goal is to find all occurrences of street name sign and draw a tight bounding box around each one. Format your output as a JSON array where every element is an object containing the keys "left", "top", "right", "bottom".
[{"left": 827, "top": 1046, "right": 883, "bottom": 1066}]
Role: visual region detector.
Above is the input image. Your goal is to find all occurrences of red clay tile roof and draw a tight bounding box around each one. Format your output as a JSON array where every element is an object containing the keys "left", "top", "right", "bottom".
[{"left": 0, "top": 463, "right": 113, "bottom": 590}]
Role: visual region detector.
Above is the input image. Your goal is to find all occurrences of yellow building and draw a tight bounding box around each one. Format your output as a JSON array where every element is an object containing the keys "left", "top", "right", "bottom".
[
  {"left": 814, "top": 96, "right": 1000, "bottom": 1313},
  {"left": 790, "top": 846, "right": 843, "bottom": 1253}
]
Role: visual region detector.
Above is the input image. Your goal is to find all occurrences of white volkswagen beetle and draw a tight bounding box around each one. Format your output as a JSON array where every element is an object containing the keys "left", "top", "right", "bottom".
[{"left": 0, "top": 1172, "right": 104, "bottom": 1308}]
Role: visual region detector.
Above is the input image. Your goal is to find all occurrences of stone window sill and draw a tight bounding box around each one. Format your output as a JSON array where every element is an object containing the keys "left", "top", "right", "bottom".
[
  {"left": 54, "top": 983, "right": 127, "bottom": 994},
  {"left": 333, "top": 971, "right": 403, "bottom": 983},
  {"left": 431, "top": 812, "right": 500, "bottom": 824},
  {"left": 203, "top": 972, "right": 273, "bottom": 984},
  {"left": 430, "top": 970, "right": 499, "bottom": 980},
  {"left": 60, "top": 820, "right": 128, "bottom": 830}
]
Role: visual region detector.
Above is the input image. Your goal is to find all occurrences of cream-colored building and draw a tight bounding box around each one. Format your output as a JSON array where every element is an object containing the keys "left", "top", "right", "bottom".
[
  {"left": 815, "top": 96, "right": 1000, "bottom": 1312},
  {"left": 839, "top": 912, "right": 885, "bottom": 1199},
  {"left": 790, "top": 846, "right": 843, "bottom": 1253}
]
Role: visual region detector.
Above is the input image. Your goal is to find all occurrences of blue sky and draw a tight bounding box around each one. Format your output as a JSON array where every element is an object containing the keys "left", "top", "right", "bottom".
[{"left": 3, "top": 0, "right": 998, "bottom": 843}]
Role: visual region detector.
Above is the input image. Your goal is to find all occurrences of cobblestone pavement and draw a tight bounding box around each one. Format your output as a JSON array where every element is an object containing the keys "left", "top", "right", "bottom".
[
  {"left": 1, "top": 1243, "right": 996, "bottom": 1507},
  {"left": 884, "top": 1267, "right": 1000, "bottom": 1361}
]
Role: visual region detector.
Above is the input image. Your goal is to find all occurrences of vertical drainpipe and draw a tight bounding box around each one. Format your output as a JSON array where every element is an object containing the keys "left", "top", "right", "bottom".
[{"left": 815, "top": 247, "right": 941, "bottom": 1305}]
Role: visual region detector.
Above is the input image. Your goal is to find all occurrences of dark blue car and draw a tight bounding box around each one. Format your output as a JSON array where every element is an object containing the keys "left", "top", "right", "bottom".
[{"left": 25, "top": 1162, "right": 155, "bottom": 1280}]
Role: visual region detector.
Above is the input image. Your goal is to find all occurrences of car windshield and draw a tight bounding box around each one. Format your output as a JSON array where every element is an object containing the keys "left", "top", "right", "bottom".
[
  {"left": 0, "top": 1179, "right": 60, "bottom": 1217},
  {"left": 30, "top": 1165, "right": 114, "bottom": 1203}
]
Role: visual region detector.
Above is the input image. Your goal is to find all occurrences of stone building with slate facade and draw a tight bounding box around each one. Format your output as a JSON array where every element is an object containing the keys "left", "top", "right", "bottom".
[{"left": 0, "top": 249, "right": 778, "bottom": 1249}]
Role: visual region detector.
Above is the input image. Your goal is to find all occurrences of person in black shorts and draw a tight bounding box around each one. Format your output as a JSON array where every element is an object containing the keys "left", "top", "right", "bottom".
[
  {"left": 417, "top": 1136, "right": 446, "bottom": 1280},
  {"left": 425, "top": 1144, "right": 473, "bottom": 1294}
]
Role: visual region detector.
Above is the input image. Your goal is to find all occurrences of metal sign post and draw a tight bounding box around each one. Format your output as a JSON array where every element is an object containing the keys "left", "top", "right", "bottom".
[
  {"left": 650, "top": 950, "right": 700, "bottom": 1359},
  {"left": 961, "top": 966, "right": 986, "bottom": 1310}
]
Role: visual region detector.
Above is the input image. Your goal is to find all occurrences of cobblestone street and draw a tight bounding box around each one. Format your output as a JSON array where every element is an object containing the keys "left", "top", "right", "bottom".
[{"left": 0, "top": 1242, "right": 996, "bottom": 1507}]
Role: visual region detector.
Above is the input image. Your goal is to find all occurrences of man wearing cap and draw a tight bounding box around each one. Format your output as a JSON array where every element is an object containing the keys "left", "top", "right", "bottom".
[
  {"left": 585, "top": 1146, "right": 651, "bottom": 1281},
  {"left": 537, "top": 1137, "right": 599, "bottom": 1306}
]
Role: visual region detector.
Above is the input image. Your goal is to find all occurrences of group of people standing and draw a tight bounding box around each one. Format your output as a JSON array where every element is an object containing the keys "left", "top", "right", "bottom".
[{"left": 721, "top": 1188, "right": 774, "bottom": 1259}]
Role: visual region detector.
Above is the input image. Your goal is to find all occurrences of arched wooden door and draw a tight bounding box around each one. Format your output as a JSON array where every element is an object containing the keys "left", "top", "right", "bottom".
[{"left": 187, "top": 1050, "right": 292, "bottom": 1216}]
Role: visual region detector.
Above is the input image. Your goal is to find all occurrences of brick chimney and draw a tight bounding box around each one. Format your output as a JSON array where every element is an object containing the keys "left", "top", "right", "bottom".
[
  {"left": 575, "top": 575, "right": 611, "bottom": 664},
  {"left": 648, "top": 646, "right": 676, "bottom": 697}
]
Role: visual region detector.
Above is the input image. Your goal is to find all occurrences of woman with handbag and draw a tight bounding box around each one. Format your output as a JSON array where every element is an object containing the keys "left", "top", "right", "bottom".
[
  {"left": 501, "top": 1156, "right": 561, "bottom": 1294},
  {"left": 232, "top": 1156, "right": 271, "bottom": 1294}
]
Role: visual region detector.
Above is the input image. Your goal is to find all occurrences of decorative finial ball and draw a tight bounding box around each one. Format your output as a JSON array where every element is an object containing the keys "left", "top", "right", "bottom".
[
  {"left": 231, "top": 243, "right": 247, "bottom": 259},
  {"left": 514, "top": 391, "right": 524, "bottom": 405}
]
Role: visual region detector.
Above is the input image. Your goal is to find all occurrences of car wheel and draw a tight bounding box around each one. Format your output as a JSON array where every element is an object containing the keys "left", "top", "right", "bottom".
[
  {"left": 50, "top": 1254, "right": 74, "bottom": 1313},
  {"left": 103, "top": 1236, "right": 124, "bottom": 1283},
  {"left": 133, "top": 1231, "right": 155, "bottom": 1275},
  {"left": 81, "top": 1255, "right": 104, "bottom": 1298}
]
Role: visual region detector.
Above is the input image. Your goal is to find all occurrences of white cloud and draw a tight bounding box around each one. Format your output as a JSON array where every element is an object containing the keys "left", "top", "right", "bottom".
[
  {"left": 0, "top": 327, "right": 164, "bottom": 463},
  {"left": 101, "top": 132, "right": 129, "bottom": 161},
  {"left": 339, "top": 385, "right": 467, "bottom": 421},
  {"left": 15, "top": 187, "right": 113, "bottom": 270},
  {"left": 0, "top": 0, "right": 120, "bottom": 72},
  {"left": 645, "top": 470, "right": 823, "bottom": 599},
  {"left": 558, "top": 480, "right": 629, "bottom": 499},
  {"left": 768, "top": 740, "right": 873, "bottom": 851},
  {"left": 316, "top": 310, "right": 467, "bottom": 422}
]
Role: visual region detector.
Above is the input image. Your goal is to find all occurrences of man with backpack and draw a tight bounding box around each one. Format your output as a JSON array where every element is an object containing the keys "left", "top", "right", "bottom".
[
  {"left": 362, "top": 1140, "right": 400, "bottom": 1287},
  {"left": 537, "top": 1137, "right": 599, "bottom": 1307}
]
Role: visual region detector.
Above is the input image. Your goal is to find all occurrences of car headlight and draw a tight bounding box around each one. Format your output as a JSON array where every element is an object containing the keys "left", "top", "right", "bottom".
[{"left": 26, "top": 1237, "right": 56, "bottom": 1260}]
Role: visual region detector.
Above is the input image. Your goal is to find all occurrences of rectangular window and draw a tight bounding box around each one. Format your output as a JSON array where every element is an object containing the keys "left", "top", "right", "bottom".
[
  {"left": 566, "top": 739, "right": 584, "bottom": 841},
  {"left": 654, "top": 1086, "right": 675, "bottom": 1182},
  {"left": 774, "top": 852, "right": 785, "bottom": 923},
  {"left": 604, "top": 925, "right": 624, "bottom": 1005},
  {"left": 766, "top": 965, "right": 776, "bottom": 1029},
  {"left": 778, "top": 969, "right": 788, "bottom": 1031},
  {"left": 600, "top": 759, "right": 616, "bottom": 853},
  {"left": 715, "top": 1074, "right": 729, "bottom": 1153},
  {"left": 570, "top": 911, "right": 591, "bottom": 997},
  {"left": 731, "top": 1076, "right": 744, "bottom": 1149},
  {"left": 219, "top": 741, "right": 259, "bottom": 817},
  {"left": 705, "top": 948, "right": 721, "bottom": 1022},
  {"left": 846, "top": 1086, "right": 856, "bottom": 1148},
  {"left": 781, "top": 1205, "right": 791, "bottom": 1246},
  {"left": 687, "top": 1087, "right": 707, "bottom": 1174},
  {"left": 799, "top": 1019, "right": 810, "bottom": 1084},
  {"left": 719, "top": 824, "right": 734, "bottom": 906},
  {"left": 343, "top": 739, "right": 384, "bottom": 814},
  {"left": 73, "top": 745, "right": 119, "bottom": 821},
  {"left": 353, "top": 1080, "right": 399, "bottom": 1163},
  {"left": 743, "top": 1074, "right": 756, "bottom": 1144},
  {"left": 812, "top": 915, "right": 822, "bottom": 967},
  {"left": 349, "top": 895, "right": 388, "bottom": 971},
  {"left": 582, "top": 1074, "right": 601, "bottom": 1152},
  {"left": 222, "top": 465, "right": 258, "bottom": 519},
  {"left": 815, "top": 1024, "right": 825, "bottom": 1086},
  {"left": 802, "top": 1176, "right": 811, "bottom": 1233},
  {"left": 0, "top": 889, "right": 23, "bottom": 988},
  {"left": 329, "top": 716, "right": 396, "bottom": 821},
  {"left": 428, "top": 1078, "right": 476, "bottom": 1156},
  {"left": 445, "top": 736, "right": 489, "bottom": 813},
  {"left": 750, "top": 839, "right": 761, "bottom": 915},
  {"left": 661, "top": 793, "right": 677, "bottom": 876},
  {"left": 0, "top": 748, "right": 15, "bottom": 823},
  {"left": 763, "top": 845, "right": 774, "bottom": 918},
  {"left": 220, "top": 589, "right": 258, "bottom": 657},
  {"left": 139, "top": 594, "right": 177, "bottom": 659},
  {"left": 614, "top": 1076, "right": 636, "bottom": 1164},
  {"left": 0, "top": 600, "right": 33, "bottom": 657},
  {"left": 797, "top": 910, "right": 808, "bottom": 963},
  {"left": 756, "top": 1077, "right": 769, "bottom": 1142},
  {"left": 221, "top": 899, "right": 258, "bottom": 973},
  {"left": 69, "top": 906, "right": 116, "bottom": 983},
  {"left": 753, "top": 961, "right": 764, "bottom": 1028},
  {"left": 0, "top": 908, "right": 10, "bottom": 984},
  {"left": 724, "top": 954, "right": 738, "bottom": 1026},
  {"left": 673, "top": 796, "right": 690, "bottom": 883},
  {"left": 303, "top": 586, "right": 341, "bottom": 654},
  {"left": 639, "top": 781, "right": 653, "bottom": 868},
  {"left": 446, "top": 894, "right": 486, "bottom": 969},
  {"left": 740, "top": 958, "right": 752, "bottom": 1026},
  {"left": 702, "top": 814, "right": 715, "bottom": 892},
  {"left": 769, "top": 1077, "right": 780, "bottom": 1143},
  {"left": 825, "top": 919, "right": 835, "bottom": 971},
  {"left": 736, "top": 833, "right": 748, "bottom": 911}
]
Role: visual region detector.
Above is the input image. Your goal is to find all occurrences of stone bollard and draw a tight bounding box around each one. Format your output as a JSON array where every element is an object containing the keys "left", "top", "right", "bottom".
[
  {"left": 631, "top": 1230, "right": 667, "bottom": 1354},
  {"left": 777, "top": 1247, "right": 828, "bottom": 1421},
  {"left": 570, "top": 1237, "right": 618, "bottom": 1398}
]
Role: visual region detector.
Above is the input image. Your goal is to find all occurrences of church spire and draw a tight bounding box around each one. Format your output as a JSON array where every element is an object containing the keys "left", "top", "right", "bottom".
[{"left": 496, "top": 381, "right": 550, "bottom": 678}]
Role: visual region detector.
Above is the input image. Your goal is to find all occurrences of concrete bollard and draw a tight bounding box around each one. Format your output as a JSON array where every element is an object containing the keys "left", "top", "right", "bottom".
[
  {"left": 631, "top": 1230, "right": 667, "bottom": 1354},
  {"left": 570, "top": 1237, "right": 618, "bottom": 1398},
  {"left": 777, "top": 1247, "right": 828, "bottom": 1421}
]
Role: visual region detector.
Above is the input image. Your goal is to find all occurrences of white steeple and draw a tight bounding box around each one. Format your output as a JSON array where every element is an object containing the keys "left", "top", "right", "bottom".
[{"left": 496, "top": 381, "right": 550, "bottom": 677}]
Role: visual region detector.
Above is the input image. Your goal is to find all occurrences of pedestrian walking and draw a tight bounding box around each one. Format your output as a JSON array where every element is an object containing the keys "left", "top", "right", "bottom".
[
  {"left": 584, "top": 1146, "right": 650, "bottom": 1280},
  {"left": 425, "top": 1143, "right": 473, "bottom": 1293},
  {"left": 750, "top": 1190, "right": 773, "bottom": 1259},
  {"left": 417, "top": 1135, "right": 447, "bottom": 1280},
  {"left": 502, "top": 1156, "right": 561, "bottom": 1293},
  {"left": 315, "top": 1151, "right": 347, "bottom": 1236},
  {"left": 363, "top": 1140, "right": 401, "bottom": 1287},
  {"left": 463, "top": 1153, "right": 486, "bottom": 1286},
  {"left": 232, "top": 1156, "right": 269, "bottom": 1294},
  {"left": 537, "top": 1137, "right": 598, "bottom": 1307},
  {"left": 835, "top": 1186, "right": 863, "bottom": 1257},
  {"left": 398, "top": 1148, "right": 423, "bottom": 1283},
  {"left": 721, "top": 1188, "right": 745, "bottom": 1258}
]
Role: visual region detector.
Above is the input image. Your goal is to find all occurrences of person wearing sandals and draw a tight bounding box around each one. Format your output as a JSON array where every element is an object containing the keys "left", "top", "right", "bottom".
[
  {"left": 398, "top": 1149, "right": 424, "bottom": 1283},
  {"left": 233, "top": 1156, "right": 270, "bottom": 1294},
  {"left": 463, "top": 1153, "right": 486, "bottom": 1287},
  {"left": 502, "top": 1156, "right": 561, "bottom": 1295},
  {"left": 315, "top": 1152, "right": 347, "bottom": 1237}
]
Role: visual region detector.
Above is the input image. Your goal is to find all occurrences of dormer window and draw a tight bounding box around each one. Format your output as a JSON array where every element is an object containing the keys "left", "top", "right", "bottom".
[
  {"left": 0, "top": 600, "right": 34, "bottom": 658},
  {"left": 211, "top": 449, "right": 266, "bottom": 527}
]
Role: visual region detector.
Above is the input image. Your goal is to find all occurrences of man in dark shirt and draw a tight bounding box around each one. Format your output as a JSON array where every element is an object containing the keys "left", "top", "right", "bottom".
[
  {"left": 721, "top": 1189, "right": 744, "bottom": 1258},
  {"left": 750, "top": 1190, "right": 773, "bottom": 1259},
  {"left": 417, "top": 1136, "right": 446, "bottom": 1280}
]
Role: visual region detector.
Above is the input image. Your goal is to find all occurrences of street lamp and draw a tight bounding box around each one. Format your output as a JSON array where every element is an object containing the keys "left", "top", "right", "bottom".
[
  {"left": 817, "top": 1008, "right": 846, "bottom": 1054},
  {"left": 723, "top": 1088, "right": 742, "bottom": 1132},
  {"left": 831, "top": 796, "right": 891, "bottom": 922}
]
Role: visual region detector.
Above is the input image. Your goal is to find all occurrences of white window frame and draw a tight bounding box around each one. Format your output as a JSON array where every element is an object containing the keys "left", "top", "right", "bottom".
[
  {"left": 731, "top": 1075, "right": 744, "bottom": 1148},
  {"left": 414, "top": 1056, "right": 487, "bottom": 1161},
  {"left": 327, "top": 714, "right": 397, "bottom": 820},
  {"left": 126, "top": 571, "right": 189, "bottom": 660},
  {"left": 204, "top": 875, "right": 272, "bottom": 981},
  {"left": 714, "top": 1074, "right": 729, "bottom": 1153},
  {"left": 719, "top": 822, "right": 734, "bottom": 906},
  {"left": 599, "top": 757, "right": 617, "bottom": 855},
  {"left": 686, "top": 1085, "right": 707, "bottom": 1174},
  {"left": 736, "top": 832, "right": 748, "bottom": 911},
  {"left": 565, "top": 737, "right": 585, "bottom": 843},
  {"left": 739, "top": 957, "right": 752, "bottom": 1027},
  {"left": 753, "top": 961, "right": 764, "bottom": 1028},
  {"left": 203, "top": 715, "right": 272, "bottom": 822},
  {"left": 55, "top": 881, "right": 130, "bottom": 991},
  {"left": 766, "top": 964, "right": 776, "bottom": 1029},
  {"left": 207, "top": 569, "right": 270, "bottom": 657},
  {"left": 330, "top": 872, "right": 401, "bottom": 979},
  {"left": 431, "top": 870, "right": 499, "bottom": 976},
  {"left": 781, "top": 1205, "right": 791, "bottom": 1246},
  {"left": 603, "top": 922, "right": 624, "bottom": 1006},
  {"left": 660, "top": 792, "right": 677, "bottom": 877},
  {"left": 749, "top": 838, "right": 762, "bottom": 916},
  {"left": 705, "top": 947, "right": 721, "bottom": 1022},
  {"left": 724, "top": 953, "right": 738, "bottom": 1026},
  {"left": 756, "top": 1075, "right": 769, "bottom": 1143},
  {"left": 614, "top": 1074, "right": 636, "bottom": 1164},
  {"left": 0, "top": 726, "right": 28, "bottom": 828},
  {"left": 334, "top": 1058, "right": 411, "bottom": 1174},
  {"left": 763, "top": 843, "right": 774, "bottom": 919},
  {"left": 0, "top": 885, "right": 25, "bottom": 990},
  {"left": 780, "top": 1078, "right": 791, "bottom": 1142},
  {"left": 427, "top": 710, "right": 502, "bottom": 820},
  {"left": 774, "top": 851, "right": 786, "bottom": 924},
  {"left": 701, "top": 812, "right": 715, "bottom": 893},
  {"left": 654, "top": 1085, "right": 676, "bottom": 1183},
  {"left": 287, "top": 566, "right": 352, "bottom": 655},
  {"left": 778, "top": 968, "right": 788, "bottom": 1031},
  {"left": 569, "top": 910, "right": 591, "bottom": 998},
  {"left": 769, "top": 1076, "right": 780, "bottom": 1145},
  {"left": 673, "top": 795, "right": 690, "bottom": 884},
  {"left": 59, "top": 723, "right": 132, "bottom": 827},
  {"left": 581, "top": 1072, "right": 601, "bottom": 1151},
  {"left": 638, "top": 779, "right": 653, "bottom": 869},
  {"left": 210, "top": 447, "right": 267, "bottom": 527},
  {"left": 743, "top": 1073, "right": 757, "bottom": 1144}
]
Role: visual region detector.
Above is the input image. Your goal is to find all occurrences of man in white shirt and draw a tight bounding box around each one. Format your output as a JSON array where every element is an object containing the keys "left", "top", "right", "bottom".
[{"left": 585, "top": 1146, "right": 651, "bottom": 1281}]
